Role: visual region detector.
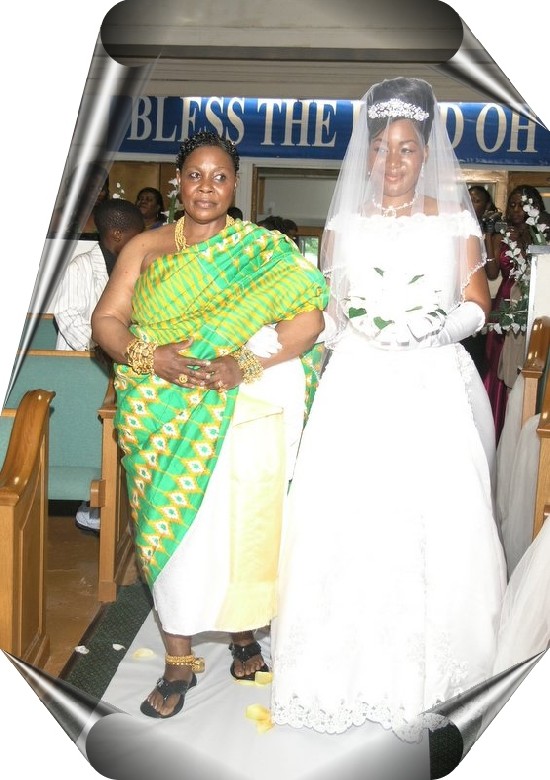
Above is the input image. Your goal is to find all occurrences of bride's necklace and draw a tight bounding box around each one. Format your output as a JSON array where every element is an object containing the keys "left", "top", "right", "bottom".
[
  {"left": 372, "top": 192, "right": 418, "bottom": 218},
  {"left": 174, "top": 214, "right": 235, "bottom": 251}
]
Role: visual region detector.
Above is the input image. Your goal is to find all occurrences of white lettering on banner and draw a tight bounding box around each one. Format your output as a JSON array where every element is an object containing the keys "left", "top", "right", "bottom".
[
  {"left": 122, "top": 97, "right": 548, "bottom": 163},
  {"left": 154, "top": 96, "right": 177, "bottom": 143},
  {"left": 476, "top": 104, "right": 507, "bottom": 153},
  {"left": 509, "top": 113, "right": 537, "bottom": 153},
  {"left": 283, "top": 99, "right": 312, "bottom": 146},
  {"left": 440, "top": 104, "right": 464, "bottom": 148},
  {"left": 204, "top": 97, "right": 225, "bottom": 136},
  {"left": 226, "top": 98, "right": 245, "bottom": 144},
  {"left": 181, "top": 97, "right": 201, "bottom": 138},
  {"left": 313, "top": 101, "right": 338, "bottom": 148},
  {"left": 257, "top": 99, "right": 284, "bottom": 146},
  {"left": 128, "top": 96, "right": 153, "bottom": 141}
]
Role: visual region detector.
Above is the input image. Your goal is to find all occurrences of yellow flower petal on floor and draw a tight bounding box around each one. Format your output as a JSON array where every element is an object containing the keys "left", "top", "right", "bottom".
[
  {"left": 254, "top": 670, "right": 273, "bottom": 685},
  {"left": 256, "top": 718, "right": 274, "bottom": 733},
  {"left": 132, "top": 647, "right": 156, "bottom": 659},
  {"left": 245, "top": 704, "right": 273, "bottom": 732},
  {"left": 246, "top": 703, "right": 270, "bottom": 720}
]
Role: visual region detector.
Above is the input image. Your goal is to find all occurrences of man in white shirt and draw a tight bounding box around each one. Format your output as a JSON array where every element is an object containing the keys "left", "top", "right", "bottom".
[
  {"left": 54, "top": 198, "right": 145, "bottom": 350},
  {"left": 52, "top": 198, "right": 144, "bottom": 531}
]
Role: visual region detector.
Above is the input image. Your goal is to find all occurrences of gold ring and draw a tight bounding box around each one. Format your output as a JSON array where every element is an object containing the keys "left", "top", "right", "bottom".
[
  {"left": 179, "top": 374, "right": 188, "bottom": 384},
  {"left": 217, "top": 379, "right": 225, "bottom": 390}
]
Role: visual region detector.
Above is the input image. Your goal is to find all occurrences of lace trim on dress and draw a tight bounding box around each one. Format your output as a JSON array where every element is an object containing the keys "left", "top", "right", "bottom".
[
  {"left": 272, "top": 696, "right": 458, "bottom": 743},
  {"left": 328, "top": 209, "right": 480, "bottom": 241}
]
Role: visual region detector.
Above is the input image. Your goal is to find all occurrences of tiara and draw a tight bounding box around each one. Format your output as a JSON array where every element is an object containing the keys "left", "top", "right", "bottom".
[{"left": 367, "top": 99, "right": 429, "bottom": 121}]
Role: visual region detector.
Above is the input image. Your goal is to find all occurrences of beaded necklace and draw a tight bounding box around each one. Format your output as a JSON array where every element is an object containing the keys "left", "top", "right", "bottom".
[{"left": 371, "top": 191, "right": 418, "bottom": 218}]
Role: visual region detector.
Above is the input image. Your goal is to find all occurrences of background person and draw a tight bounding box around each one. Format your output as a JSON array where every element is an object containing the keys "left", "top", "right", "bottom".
[
  {"left": 135, "top": 186, "right": 167, "bottom": 230},
  {"left": 53, "top": 199, "right": 145, "bottom": 351},
  {"left": 91, "top": 130, "right": 329, "bottom": 718},
  {"left": 482, "top": 184, "right": 548, "bottom": 442},
  {"left": 469, "top": 184, "right": 499, "bottom": 228},
  {"left": 52, "top": 198, "right": 145, "bottom": 533}
]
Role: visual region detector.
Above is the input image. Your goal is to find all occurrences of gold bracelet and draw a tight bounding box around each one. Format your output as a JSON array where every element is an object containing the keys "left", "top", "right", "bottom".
[
  {"left": 126, "top": 338, "right": 158, "bottom": 374},
  {"left": 165, "top": 653, "right": 205, "bottom": 673},
  {"left": 232, "top": 346, "right": 264, "bottom": 383}
]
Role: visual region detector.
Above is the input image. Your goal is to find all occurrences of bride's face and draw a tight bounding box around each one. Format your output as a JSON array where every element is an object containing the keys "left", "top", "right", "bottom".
[{"left": 368, "top": 119, "right": 427, "bottom": 202}]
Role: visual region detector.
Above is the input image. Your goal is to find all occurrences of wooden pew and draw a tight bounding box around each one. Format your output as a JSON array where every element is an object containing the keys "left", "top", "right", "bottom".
[
  {"left": 5, "top": 349, "right": 109, "bottom": 503},
  {"left": 533, "top": 375, "right": 550, "bottom": 539},
  {"left": 91, "top": 374, "right": 134, "bottom": 602},
  {"left": 497, "top": 317, "right": 550, "bottom": 575},
  {"left": 521, "top": 315, "right": 550, "bottom": 425},
  {"left": 5, "top": 349, "right": 132, "bottom": 602},
  {"left": 0, "top": 390, "right": 54, "bottom": 666}
]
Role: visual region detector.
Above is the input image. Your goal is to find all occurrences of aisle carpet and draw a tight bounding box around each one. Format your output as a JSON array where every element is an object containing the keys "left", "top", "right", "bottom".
[
  {"left": 60, "top": 580, "right": 153, "bottom": 700},
  {"left": 53, "top": 579, "right": 459, "bottom": 778}
]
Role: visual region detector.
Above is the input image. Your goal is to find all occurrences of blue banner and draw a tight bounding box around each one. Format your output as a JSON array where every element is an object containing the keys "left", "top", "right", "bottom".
[{"left": 115, "top": 96, "right": 550, "bottom": 167}]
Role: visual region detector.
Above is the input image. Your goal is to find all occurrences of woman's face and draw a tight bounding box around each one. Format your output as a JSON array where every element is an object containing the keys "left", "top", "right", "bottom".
[
  {"left": 470, "top": 189, "right": 488, "bottom": 219},
  {"left": 506, "top": 193, "right": 527, "bottom": 226},
  {"left": 368, "top": 119, "right": 426, "bottom": 202},
  {"left": 178, "top": 145, "right": 237, "bottom": 225},
  {"left": 136, "top": 191, "right": 160, "bottom": 221}
]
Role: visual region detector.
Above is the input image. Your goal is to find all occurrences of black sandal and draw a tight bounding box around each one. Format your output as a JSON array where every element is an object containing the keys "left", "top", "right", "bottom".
[
  {"left": 140, "top": 674, "right": 197, "bottom": 719},
  {"left": 228, "top": 640, "right": 269, "bottom": 681}
]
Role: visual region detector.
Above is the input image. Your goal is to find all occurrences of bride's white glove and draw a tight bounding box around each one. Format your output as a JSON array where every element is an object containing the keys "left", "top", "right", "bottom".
[
  {"left": 371, "top": 301, "right": 485, "bottom": 349},
  {"left": 429, "top": 300, "right": 486, "bottom": 346}
]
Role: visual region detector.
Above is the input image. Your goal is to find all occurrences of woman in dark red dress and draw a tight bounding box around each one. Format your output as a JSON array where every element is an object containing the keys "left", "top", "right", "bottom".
[{"left": 482, "top": 185, "right": 545, "bottom": 441}]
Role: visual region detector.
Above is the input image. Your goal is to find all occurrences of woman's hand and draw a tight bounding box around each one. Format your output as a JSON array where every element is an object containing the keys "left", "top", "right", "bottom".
[
  {"left": 184, "top": 354, "right": 245, "bottom": 392},
  {"left": 154, "top": 342, "right": 244, "bottom": 392},
  {"left": 152, "top": 339, "right": 211, "bottom": 386}
]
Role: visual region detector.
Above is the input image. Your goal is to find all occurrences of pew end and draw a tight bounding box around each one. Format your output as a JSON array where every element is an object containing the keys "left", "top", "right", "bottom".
[
  {"left": 533, "top": 374, "right": 550, "bottom": 539},
  {"left": 0, "top": 390, "right": 54, "bottom": 666}
]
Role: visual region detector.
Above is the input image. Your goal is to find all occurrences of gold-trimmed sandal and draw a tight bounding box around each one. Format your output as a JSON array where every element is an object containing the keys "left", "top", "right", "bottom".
[{"left": 139, "top": 653, "right": 204, "bottom": 719}]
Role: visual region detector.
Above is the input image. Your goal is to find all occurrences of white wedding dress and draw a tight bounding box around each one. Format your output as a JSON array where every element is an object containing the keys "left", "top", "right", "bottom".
[{"left": 270, "top": 212, "right": 507, "bottom": 741}]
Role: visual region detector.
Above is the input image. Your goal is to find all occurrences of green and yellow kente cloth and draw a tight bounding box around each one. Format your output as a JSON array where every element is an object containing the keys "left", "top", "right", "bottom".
[{"left": 114, "top": 220, "right": 329, "bottom": 587}]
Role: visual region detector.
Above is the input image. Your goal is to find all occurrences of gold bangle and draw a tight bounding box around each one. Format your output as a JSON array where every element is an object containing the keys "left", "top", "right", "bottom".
[
  {"left": 165, "top": 653, "right": 205, "bottom": 673},
  {"left": 126, "top": 338, "right": 158, "bottom": 374},
  {"left": 232, "top": 346, "right": 264, "bottom": 383}
]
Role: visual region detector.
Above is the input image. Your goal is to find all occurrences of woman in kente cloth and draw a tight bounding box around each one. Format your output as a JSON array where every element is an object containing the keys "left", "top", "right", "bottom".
[
  {"left": 91, "top": 130, "right": 329, "bottom": 719},
  {"left": 270, "top": 78, "right": 507, "bottom": 742}
]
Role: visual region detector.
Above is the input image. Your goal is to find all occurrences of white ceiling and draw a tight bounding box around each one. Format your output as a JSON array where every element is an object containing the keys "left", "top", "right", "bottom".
[{"left": 94, "top": 0, "right": 523, "bottom": 106}]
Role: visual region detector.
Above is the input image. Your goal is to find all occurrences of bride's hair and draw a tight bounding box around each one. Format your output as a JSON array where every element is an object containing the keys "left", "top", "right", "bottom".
[{"left": 365, "top": 78, "right": 435, "bottom": 144}]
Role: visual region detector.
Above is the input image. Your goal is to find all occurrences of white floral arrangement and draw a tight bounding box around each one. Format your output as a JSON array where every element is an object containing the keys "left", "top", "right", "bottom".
[
  {"left": 487, "top": 195, "right": 548, "bottom": 335},
  {"left": 345, "top": 267, "right": 445, "bottom": 343},
  {"left": 112, "top": 181, "right": 125, "bottom": 199},
  {"left": 164, "top": 177, "right": 182, "bottom": 223}
]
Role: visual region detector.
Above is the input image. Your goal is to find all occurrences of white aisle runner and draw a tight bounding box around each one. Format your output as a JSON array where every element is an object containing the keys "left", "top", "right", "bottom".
[{"left": 91, "top": 609, "right": 430, "bottom": 780}]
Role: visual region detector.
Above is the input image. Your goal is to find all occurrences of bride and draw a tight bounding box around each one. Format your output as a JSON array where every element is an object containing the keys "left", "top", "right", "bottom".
[{"left": 270, "top": 77, "right": 507, "bottom": 741}]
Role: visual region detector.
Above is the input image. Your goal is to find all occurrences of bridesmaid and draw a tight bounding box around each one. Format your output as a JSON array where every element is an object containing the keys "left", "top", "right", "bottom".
[{"left": 482, "top": 185, "right": 545, "bottom": 442}]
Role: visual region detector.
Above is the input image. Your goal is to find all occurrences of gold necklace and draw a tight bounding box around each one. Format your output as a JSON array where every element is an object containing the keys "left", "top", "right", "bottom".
[{"left": 174, "top": 214, "right": 235, "bottom": 252}]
